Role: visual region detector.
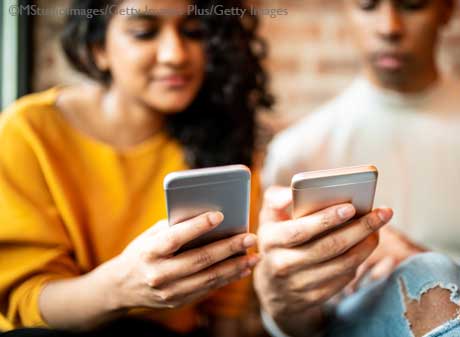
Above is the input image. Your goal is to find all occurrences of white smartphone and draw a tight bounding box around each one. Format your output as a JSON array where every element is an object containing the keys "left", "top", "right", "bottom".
[
  {"left": 291, "top": 165, "right": 378, "bottom": 219},
  {"left": 164, "top": 165, "right": 251, "bottom": 252}
]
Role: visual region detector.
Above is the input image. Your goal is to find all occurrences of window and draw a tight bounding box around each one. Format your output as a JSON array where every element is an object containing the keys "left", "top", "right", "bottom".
[{"left": 1, "top": 0, "right": 31, "bottom": 110}]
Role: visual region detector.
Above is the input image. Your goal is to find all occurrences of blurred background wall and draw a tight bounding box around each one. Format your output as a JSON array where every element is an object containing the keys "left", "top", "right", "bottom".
[{"left": 32, "top": 0, "right": 460, "bottom": 130}]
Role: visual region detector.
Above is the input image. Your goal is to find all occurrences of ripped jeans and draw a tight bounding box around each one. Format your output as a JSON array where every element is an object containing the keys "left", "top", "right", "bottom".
[{"left": 325, "top": 252, "right": 460, "bottom": 337}]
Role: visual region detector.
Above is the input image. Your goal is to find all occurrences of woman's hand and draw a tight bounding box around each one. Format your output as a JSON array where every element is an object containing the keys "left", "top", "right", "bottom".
[
  {"left": 108, "top": 211, "right": 259, "bottom": 310},
  {"left": 39, "top": 211, "right": 258, "bottom": 330},
  {"left": 345, "top": 226, "right": 426, "bottom": 294},
  {"left": 253, "top": 186, "right": 393, "bottom": 337}
]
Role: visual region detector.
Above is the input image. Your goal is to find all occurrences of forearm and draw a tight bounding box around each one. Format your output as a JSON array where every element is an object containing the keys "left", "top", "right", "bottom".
[
  {"left": 264, "top": 306, "right": 325, "bottom": 337},
  {"left": 38, "top": 260, "right": 125, "bottom": 330}
]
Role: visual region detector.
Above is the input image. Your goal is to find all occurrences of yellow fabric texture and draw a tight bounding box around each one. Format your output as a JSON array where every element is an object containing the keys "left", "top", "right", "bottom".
[{"left": 0, "top": 89, "right": 261, "bottom": 332}]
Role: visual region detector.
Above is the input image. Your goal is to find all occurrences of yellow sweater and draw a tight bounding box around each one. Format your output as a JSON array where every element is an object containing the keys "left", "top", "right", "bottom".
[{"left": 0, "top": 88, "right": 261, "bottom": 332}]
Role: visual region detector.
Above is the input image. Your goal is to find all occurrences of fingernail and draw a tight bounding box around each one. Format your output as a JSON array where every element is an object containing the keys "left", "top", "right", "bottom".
[
  {"left": 243, "top": 234, "right": 257, "bottom": 248},
  {"left": 240, "top": 269, "right": 251, "bottom": 278},
  {"left": 377, "top": 208, "right": 393, "bottom": 222},
  {"left": 208, "top": 212, "right": 224, "bottom": 226},
  {"left": 247, "top": 255, "right": 260, "bottom": 267},
  {"left": 338, "top": 205, "right": 355, "bottom": 219}
]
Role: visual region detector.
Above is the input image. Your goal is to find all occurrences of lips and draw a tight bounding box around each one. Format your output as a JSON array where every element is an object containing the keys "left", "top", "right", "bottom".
[
  {"left": 155, "top": 74, "right": 191, "bottom": 88},
  {"left": 373, "top": 53, "right": 406, "bottom": 71}
]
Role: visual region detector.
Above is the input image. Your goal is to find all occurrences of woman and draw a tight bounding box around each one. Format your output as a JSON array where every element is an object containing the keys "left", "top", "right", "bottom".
[{"left": 0, "top": 0, "right": 272, "bottom": 335}]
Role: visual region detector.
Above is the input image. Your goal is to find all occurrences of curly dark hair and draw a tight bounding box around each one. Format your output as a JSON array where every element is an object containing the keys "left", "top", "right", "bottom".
[{"left": 61, "top": 0, "right": 273, "bottom": 168}]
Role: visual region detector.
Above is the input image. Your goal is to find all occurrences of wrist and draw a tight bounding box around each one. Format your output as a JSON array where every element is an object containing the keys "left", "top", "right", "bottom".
[
  {"left": 38, "top": 261, "right": 127, "bottom": 330},
  {"left": 89, "top": 256, "right": 128, "bottom": 313}
]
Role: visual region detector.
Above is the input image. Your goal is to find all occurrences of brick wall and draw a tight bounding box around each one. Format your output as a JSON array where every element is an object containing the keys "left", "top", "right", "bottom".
[
  {"left": 32, "top": 0, "right": 460, "bottom": 131},
  {"left": 256, "top": 0, "right": 460, "bottom": 129},
  {"left": 32, "top": 0, "right": 84, "bottom": 90}
]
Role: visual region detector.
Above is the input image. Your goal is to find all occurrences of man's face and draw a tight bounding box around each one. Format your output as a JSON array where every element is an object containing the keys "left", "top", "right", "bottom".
[{"left": 345, "top": 0, "right": 453, "bottom": 92}]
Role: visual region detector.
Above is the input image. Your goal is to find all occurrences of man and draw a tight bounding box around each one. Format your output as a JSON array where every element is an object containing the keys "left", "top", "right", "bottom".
[{"left": 255, "top": 1, "right": 460, "bottom": 336}]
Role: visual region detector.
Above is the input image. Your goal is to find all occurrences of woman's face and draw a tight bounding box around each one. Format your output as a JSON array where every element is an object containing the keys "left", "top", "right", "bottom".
[{"left": 95, "top": 0, "right": 206, "bottom": 114}]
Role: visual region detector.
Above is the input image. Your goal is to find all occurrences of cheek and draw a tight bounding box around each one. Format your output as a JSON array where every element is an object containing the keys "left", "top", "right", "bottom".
[
  {"left": 189, "top": 44, "right": 206, "bottom": 81},
  {"left": 404, "top": 16, "right": 440, "bottom": 52},
  {"left": 106, "top": 37, "right": 156, "bottom": 84}
]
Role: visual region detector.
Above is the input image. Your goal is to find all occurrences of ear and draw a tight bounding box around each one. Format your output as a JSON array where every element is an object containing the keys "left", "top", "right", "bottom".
[{"left": 92, "top": 43, "right": 110, "bottom": 71}]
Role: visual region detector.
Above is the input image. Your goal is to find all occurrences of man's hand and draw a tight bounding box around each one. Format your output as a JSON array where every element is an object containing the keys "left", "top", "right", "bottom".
[
  {"left": 345, "top": 226, "right": 426, "bottom": 294},
  {"left": 254, "top": 186, "right": 393, "bottom": 337}
]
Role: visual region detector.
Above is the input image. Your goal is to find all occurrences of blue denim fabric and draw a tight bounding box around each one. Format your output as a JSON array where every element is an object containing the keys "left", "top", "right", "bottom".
[{"left": 324, "top": 252, "right": 460, "bottom": 337}]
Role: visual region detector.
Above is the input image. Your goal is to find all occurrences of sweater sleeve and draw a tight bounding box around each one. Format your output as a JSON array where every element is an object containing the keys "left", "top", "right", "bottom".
[{"left": 0, "top": 110, "right": 80, "bottom": 330}]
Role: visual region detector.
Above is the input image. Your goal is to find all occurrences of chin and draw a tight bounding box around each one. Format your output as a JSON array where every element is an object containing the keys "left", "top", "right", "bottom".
[
  {"left": 371, "top": 65, "right": 408, "bottom": 90},
  {"left": 143, "top": 78, "right": 202, "bottom": 111},
  {"left": 149, "top": 101, "right": 192, "bottom": 115},
  {"left": 146, "top": 95, "right": 193, "bottom": 115},
  {"left": 378, "top": 72, "right": 406, "bottom": 87}
]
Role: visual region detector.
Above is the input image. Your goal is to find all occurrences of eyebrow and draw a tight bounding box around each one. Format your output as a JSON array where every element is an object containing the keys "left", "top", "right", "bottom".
[{"left": 125, "top": 13, "right": 159, "bottom": 21}]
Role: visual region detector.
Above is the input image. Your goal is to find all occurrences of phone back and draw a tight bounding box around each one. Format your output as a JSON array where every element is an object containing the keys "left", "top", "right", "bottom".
[
  {"left": 164, "top": 165, "right": 251, "bottom": 251},
  {"left": 292, "top": 166, "right": 378, "bottom": 219}
]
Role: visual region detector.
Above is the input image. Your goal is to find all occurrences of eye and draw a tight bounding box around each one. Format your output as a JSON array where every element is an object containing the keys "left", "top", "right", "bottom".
[
  {"left": 131, "top": 28, "right": 159, "bottom": 40},
  {"left": 356, "top": 0, "right": 380, "bottom": 11},
  {"left": 180, "top": 17, "right": 206, "bottom": 40},
  {"left": 399, "top": 0, "right": 430, "bottom": 11},
  {"left": 127, "top": 19, "right": 160, "bottom": 40}
]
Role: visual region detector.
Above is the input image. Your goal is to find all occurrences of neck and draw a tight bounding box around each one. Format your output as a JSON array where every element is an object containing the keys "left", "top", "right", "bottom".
[{"left": 99, "top": 86, "right": 164, "bottom": 148}]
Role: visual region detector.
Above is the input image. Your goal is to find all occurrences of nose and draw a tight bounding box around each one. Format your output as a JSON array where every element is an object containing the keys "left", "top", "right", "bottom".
[
  {"left": 157, "top": 27, "right": 188, "bottom": 67},
  {"left": 376, "top": 2, "right": 404, "bottom": 43}
]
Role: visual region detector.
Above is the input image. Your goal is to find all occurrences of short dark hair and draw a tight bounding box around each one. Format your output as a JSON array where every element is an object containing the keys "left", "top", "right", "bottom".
[{"left": 61, "top": 0, "right": 273, "bottom": 168}]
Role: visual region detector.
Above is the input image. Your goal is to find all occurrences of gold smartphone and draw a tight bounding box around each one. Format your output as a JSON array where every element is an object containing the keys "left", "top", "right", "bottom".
[{"left": 291, "top": 165, "right": 378, "bottom": 219}]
